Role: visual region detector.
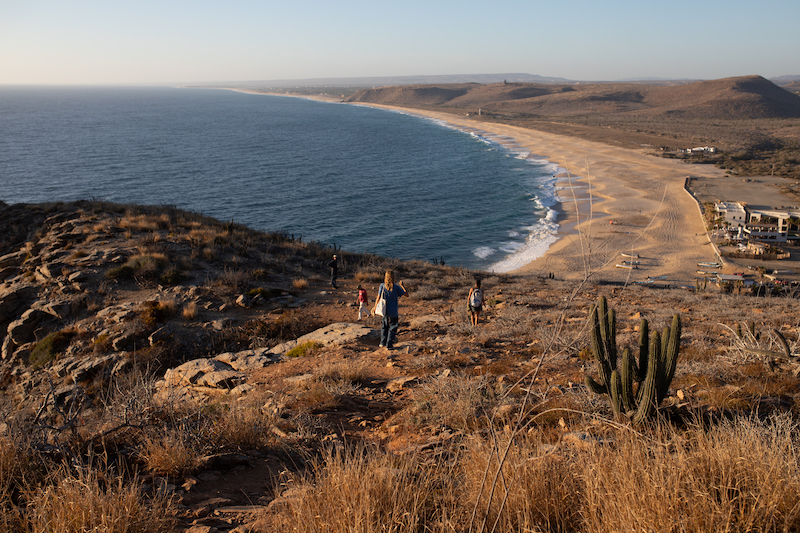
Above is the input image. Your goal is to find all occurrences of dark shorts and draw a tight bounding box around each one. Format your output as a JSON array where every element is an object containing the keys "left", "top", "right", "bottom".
[{"left": 469, "top": 304, "right": 482, "bottom": 313}]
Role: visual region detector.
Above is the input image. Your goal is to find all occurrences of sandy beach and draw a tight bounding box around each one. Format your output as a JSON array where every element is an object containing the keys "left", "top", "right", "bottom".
[
  {"left": 343, "top": 102, "right": 732, "bottom": 285},
  {"left": 229, "top": 90, "right": 729, "bottom": 284}
]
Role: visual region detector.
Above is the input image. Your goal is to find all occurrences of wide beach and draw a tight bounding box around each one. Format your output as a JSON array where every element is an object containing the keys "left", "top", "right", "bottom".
[{"left": 347, "top": 102, "right": 729, "bottom": 285}]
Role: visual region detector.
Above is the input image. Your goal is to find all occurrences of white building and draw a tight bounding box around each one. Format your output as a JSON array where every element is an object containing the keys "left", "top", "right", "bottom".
[
  {"left": 715, "top": 202, "right": 747, "bottom": 226},
  {"left": 745, "top": 209, "right": 800, "bottom": 243}
]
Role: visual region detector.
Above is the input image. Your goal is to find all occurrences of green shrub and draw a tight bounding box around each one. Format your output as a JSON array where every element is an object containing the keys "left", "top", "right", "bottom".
[
  {"left": 30, "top": 330, "right": 74, "bottom": 369},
  {"left": 286, "top": 341, "right": 324, "bottom": 358}
]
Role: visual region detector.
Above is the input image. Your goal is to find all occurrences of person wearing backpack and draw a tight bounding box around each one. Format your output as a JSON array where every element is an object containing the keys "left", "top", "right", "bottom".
[{"left": 467, "top": 279, "right": 484, "bottom": 326}]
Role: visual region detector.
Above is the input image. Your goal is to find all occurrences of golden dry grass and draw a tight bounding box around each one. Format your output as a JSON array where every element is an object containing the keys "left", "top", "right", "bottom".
[
  {"left": 23, "top": 467, "right": 175, "bottom": 533},
  {"left": 268, "top": 415, "right": 800, "bottom": 532}
]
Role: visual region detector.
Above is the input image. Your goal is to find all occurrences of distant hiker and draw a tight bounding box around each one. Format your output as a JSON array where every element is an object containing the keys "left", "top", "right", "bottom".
[
  {"left": 467, "top": 279, "right": 484, "bottom": 326},
  {"left": 356, "top": 285, "right": 371, "bottom": 321},
  {"left": 374, "top": 270, "right": 407, "bottom": 349},
  {"left": 327, "top": 254, "right": 338, "bottom": 288}
]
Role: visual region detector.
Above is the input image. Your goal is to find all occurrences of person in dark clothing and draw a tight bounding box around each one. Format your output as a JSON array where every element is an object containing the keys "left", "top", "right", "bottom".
[{"left": 327, "top": 255, "right": 338, "bottom": 288}]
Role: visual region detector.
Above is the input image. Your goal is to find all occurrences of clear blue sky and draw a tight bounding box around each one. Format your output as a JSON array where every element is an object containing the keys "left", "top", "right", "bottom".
[{"left": 1, "top": 0, "right": 798, "bottom": 85}]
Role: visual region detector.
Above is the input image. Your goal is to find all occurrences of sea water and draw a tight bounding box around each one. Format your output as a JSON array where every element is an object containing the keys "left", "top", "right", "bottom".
[{"left": 0, "top": 86, "right": 560, "bottom": 272}]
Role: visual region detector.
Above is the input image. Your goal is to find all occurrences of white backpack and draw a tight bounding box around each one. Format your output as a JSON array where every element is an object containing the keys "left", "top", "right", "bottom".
[{"left": 470, "top": 288, "right": 482, "bottom": 307}]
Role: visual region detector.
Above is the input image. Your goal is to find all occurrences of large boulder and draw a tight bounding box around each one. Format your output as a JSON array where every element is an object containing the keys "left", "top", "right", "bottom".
[{"left": 269, "top": 322, "right": 375, "bottom": 356}]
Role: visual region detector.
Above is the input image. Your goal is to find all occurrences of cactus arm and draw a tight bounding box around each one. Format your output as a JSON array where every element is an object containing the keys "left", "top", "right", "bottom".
[
  {"left": 658, "top": 315, "right": 682, "bottom": 403},
  {"left": 585, "top": 375, "right": 608, "bottom": 395},
  {"left": 620, "top": 347, "right": 635, "bottom": 413},
  {"left": 636, "top": 318, "right": 649, "bottom": 382},
  {"left": 633, "top": 330, "right": 660, "bottom": 425},
  {"left": 590, "top": 305, "right": 613, "bottom": 387},
  {"left": 608, "top": 308, "right": 618, "bottom": 368},
  {"left": 609, "top": 370, "right": 623, "bottom": 418}
]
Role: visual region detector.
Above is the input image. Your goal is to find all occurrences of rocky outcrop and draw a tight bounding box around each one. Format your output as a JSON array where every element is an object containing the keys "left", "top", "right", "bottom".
[{"left": 269, "top": 322, "right": 375, "bottom": 356}]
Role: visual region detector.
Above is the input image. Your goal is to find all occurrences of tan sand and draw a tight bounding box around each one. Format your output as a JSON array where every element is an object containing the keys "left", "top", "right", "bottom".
[
  {"left": 226, "top": 90, "right": 728, "bottom": 284},
  {"left": 346, "top": 103, "right": 731, "bottom": 285}
]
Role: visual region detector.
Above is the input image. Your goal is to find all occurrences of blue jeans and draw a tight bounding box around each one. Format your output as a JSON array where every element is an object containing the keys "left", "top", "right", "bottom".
[{"left": 380, "top": 316, "right": 399, "bottom": 347}]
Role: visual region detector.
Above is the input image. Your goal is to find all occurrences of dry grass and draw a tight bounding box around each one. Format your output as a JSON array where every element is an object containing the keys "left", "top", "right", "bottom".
[
  {"left": 274, "top": 446, "right": 460, "bottom": 533},
  {"left": 23, "top": 467, "right": 175, "bottom": 533},
  {"left": 141, "top": 431, "right": 198, "bottom": 477},
  {"left": 582, "top": 416, "right": 800, "bottom": 532},
  {"left": 182, "top": 301, "right": 198, "bottom": 320},
  {"left": 269, "top": 415, "right": 800, "bottom": 532},
  {"left": 292, "top": 278, "right": 309, "bottom": 290}
]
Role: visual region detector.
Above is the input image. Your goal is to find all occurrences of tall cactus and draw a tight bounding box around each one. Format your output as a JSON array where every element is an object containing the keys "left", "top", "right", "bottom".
[{"left": 584, "top": 296, "right": 681, "bottom": 424}]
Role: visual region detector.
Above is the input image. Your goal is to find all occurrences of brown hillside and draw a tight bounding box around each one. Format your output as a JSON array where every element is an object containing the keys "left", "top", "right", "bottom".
[{"left": 347, "top": 76, "right": 800, "bottom": 120}]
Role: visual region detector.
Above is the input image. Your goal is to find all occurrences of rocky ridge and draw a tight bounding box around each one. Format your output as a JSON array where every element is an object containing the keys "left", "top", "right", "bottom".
[{"left": 3, "top": 200, "right": 800, "bottom": 532}]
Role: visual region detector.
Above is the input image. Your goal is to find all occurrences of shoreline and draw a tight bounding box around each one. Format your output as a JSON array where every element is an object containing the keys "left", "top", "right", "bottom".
[
  {"left": 224, "top": 89, "right": 727, "bottom": 282},
  {"left": 341, "top": 101, "right": 729, "bottom": 283}
]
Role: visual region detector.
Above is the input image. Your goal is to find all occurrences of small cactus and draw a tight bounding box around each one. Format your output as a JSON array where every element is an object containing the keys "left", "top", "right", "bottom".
[{"left": 584, "top": 296, "right": 681, "bottom": 424}]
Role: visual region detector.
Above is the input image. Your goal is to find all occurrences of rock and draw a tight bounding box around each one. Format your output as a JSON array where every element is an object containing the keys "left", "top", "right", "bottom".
[
  {"left": 36, "top": 299, "right": 72, "bottom": 320},
  {"left": 163, "top": 358, "right": 238, "bottom": 387},
  {"left": 149, "top": 325, "right": 174, "bottom": 346},
  {"left": 235, "top": 294, "right": 251, "bottom": 308},
  {"left": 71, "top": 354, "right": 121, "bottom": 381},
  {"left": 0, "top": 284, "right": 36, "bottom": 324},
  {"left": 283, "top": 373, "right": 314, "bottom": 385},
  {"left": 209, "top": 319, "right": 232, "bottom": 331},
  {"left": 215, "top": 349, "right": 280, "bottom": 371},
  {"left": 386, "top": 376, "right": 418, "bottom": 393},
  {"left": 112, "top": 332, "right": 138, "bottom": 351},
  {"left": 8, "top": 308, "right": 50, "bottom": 345},
  {"left": 196, "top": 371, "right": 243, "bottom": 389},
  {"left": 269, "top": 322, "right": 374, "bottom": 356},
  {"left": 409, "top": 314, "right": 447, "bottom": 328},
  {"left": 196, "top": 453, "right": 251, "bottom": 471},
  {"left": 0, "top": 251, "right": 26, "bottom": 269}
]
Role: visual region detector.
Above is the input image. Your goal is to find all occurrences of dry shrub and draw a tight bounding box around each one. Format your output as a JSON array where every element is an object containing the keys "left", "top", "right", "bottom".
[
  {"left": 582, "top": 415, "right": 800, "bottom": 533},
  {"left": 354, "top": 269, "right": 384, "bottom": 283},
  {"left": 274, "top": 446, "right": 459, "bottom": 533},
  {"left": 23, "top": 467, "right": 175, "bottom": 533},
  {"left": 313, "top": 358, "right": 371, "bottom": 385},
  {"left": 406, "top": 374, "right": 498, "bottom": 431},
  {"left": 139, "top": 299, "right": 176, "bottom": 329},
  {"left": 182, "top": 301, "right": 198, "bottom": 320},
  {"left": 200, "top": 400, "right": 279, "bottom": 452},
  {"left": 292, "top": 278, "right": 309, "bottom": 290},
  {"left": 462, "top": 432, "right": 584, "bottom": 533},
  {"left": 141, "top": 431, "right": 197, "bottom": 477}
]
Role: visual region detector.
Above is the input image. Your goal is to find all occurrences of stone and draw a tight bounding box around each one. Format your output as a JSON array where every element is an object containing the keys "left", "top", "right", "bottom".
[
  {"left": 163, "top": 358, "right": 239, "bottom": 387},
  {"left": 386, "top": 376, "right": 418, "bottom": 393},
  {"left": 268, "top": 322, "right": 374, "bottom": 356},
  {"left": 149, "top": 325, "right": 174, "bottom": 346},
  {"left": 8, "top": 308, "right": 50, "bottom": 345},
  {"left": 196, "top": 371, "right": 243, "bottom": 389},
  {"left": 235, "top": 294, "right": 251, "bottom": 308},
  {"left": 409, "top": 314, "right": 447, "bottom": 328},
  {"left": 215, "top": 349, "right": 280, "bottom": 371}
]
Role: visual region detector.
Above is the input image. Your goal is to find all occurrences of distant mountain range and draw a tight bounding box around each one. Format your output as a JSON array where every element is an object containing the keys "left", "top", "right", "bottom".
[
  {"left": 211, "top": 73, "right": 799, "bottom": 90},
  {"left": 345, "top": 75, "right": 800, "bottom": 121}
]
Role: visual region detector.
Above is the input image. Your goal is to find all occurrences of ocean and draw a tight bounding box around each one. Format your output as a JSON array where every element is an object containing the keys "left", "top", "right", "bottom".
[{"left": 0, "top": 86, "right": 560, "bottom": 272}]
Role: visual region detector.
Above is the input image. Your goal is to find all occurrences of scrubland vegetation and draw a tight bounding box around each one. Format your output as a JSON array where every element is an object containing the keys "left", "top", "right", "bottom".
[{"left": 2, "top": 201, "right": 800, "bottom": 531}]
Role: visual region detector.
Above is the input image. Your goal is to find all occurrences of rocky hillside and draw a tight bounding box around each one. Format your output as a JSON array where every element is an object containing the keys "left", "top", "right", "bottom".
[{"left": 2, "top": 201, "right": 800, "bottom": 531}]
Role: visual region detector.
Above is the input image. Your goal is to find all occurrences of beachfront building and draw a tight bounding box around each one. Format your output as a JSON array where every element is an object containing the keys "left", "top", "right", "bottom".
[
  {"left": 744, "top": 209, "right": 800, "bottom": 244},
  {"left": 715, "top": 202, "right": 747, "bottom": 226}
]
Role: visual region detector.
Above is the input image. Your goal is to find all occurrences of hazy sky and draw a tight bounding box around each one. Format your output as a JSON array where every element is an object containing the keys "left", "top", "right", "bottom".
[{"left": 1, "top": 0, "right": 798, "bottom": 85}]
